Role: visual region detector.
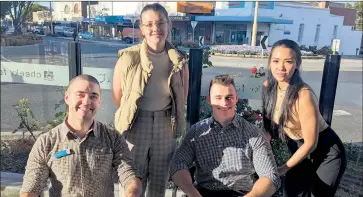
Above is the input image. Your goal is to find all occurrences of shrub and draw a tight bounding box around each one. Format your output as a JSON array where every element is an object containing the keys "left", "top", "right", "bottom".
[
  {"left": 316, "top": 45, "right": 332, "bottom": 56},
  {"left": 210, "top": 45, "right": 271, "bottom": 55},
  {"left": 181, "top": 41, "right": 199, "bottom": 48},
  {"left": 0, "top": 138, "right": 35, "bottom": 173},
  {"left": 1, "top": 34, "right": 43, "bottom": 46}
]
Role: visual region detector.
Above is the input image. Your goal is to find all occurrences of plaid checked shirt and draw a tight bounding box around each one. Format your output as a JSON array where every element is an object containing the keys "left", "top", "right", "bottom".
[
  {"left": 21, "top": 120, "right": 139, "bottom": 197},
  {"left": 170, "top": 115, "right": 280, "bottom": 192}
]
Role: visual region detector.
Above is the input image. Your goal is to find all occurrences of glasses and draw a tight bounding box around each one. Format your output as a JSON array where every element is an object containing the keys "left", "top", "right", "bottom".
[{"left": 141, "top": 20, "right": 167, "bottom": 29}]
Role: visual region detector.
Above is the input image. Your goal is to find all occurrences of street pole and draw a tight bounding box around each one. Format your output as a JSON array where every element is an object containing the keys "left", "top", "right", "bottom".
[
  {"left": 88, "top": 1, "right": 91, "bottom": 32},
  {"left": 132, "top": 13, "right": 135, "bottom": 43},
  {"left": 111, "top": 2, "right": 114, "bottom": 16},
  {"left": 50, "top": 1, "right": 53, "bottom": 34},
  {"left": 192, "top": 30, "right": 194, "bottom": 42},
  {"left": 251, "top": 1, "right": 259, "bottom": 46}
]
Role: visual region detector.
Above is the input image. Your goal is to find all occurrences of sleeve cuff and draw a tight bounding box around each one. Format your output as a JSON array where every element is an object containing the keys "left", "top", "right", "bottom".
[
  {"left": 261, "top": 173, "right": 281, "bottom": 191},
  {"left": 120, "top": 170, "right": 138, "bottom": 189},
  {"left": 169, "top": 163, "right": 190, "bottom": 178}
]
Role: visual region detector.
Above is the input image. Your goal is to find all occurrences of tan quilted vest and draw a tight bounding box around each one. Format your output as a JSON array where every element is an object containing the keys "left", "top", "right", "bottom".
[{"left": 114, "top": 39, "right": 187, "bottom": 138}]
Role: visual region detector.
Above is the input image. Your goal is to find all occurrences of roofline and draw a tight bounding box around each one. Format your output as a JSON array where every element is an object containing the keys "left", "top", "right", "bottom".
[{"left": 195, "top": 16, "right": 293, "bottom": 24}]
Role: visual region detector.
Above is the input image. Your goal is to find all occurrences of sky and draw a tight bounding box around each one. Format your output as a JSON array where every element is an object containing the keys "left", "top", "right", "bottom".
[{"left": 37, "top": 1, "right": 52, "bottom": 7}]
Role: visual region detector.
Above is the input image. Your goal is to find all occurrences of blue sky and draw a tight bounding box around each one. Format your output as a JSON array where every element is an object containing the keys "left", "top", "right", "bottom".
[{"left": 37, "top": 2, "right": 52, "bottom": 7}]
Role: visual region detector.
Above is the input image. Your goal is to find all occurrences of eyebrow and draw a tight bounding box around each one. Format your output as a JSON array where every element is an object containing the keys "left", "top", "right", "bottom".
[
  {"left": 144, "top": 19, "right": 166, "bottom": 23},
  {"left": 76, "top": 91, "right": 100, "bottom": 96},
  {"left": 215, "top": 94, "right": 234, "bottom": 97},
  {"left": 271, "top": 57, "right": 293, "bottom": 60}
]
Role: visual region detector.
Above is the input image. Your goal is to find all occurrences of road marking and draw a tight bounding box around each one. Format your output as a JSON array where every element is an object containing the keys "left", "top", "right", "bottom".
[{"left": 333, "top": 110, "right": 352, "bottom": 116}]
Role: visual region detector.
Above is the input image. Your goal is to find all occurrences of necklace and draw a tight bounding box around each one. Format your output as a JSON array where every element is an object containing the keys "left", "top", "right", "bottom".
[{"left": 276, "top": 86, "right": 287, "bottom": 111}]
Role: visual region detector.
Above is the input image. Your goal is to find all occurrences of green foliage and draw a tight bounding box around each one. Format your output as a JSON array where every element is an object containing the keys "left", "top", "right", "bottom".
[
  {"left": 345, "top": 2, "right": 353, "bottom": 8},
  {"left": 202, "top": 48, "right": 213, "bottom": 68},
  {"left": 354, "top": 2, "right": 363, "bottom": 30},
  {"left": 1, "top": 34, "right": 43, "bottom": 46},
  {"left": 13, "top": 86, "right": 68, "bottom": 140},
  {"left": 1, "top": 138, "right": 35, "bottom": 173},
  {"left": 12, "top": 98, "right": 40, "bottom": 140},
  {"left": 300, "top": 45, "right": 332, "bottom": 56},
  {"left": 46, "top": 86, "right": 67, "bottom": 130},
  {"left": 1, "top": 1, "right": 34, "bottom": 34},
  {"left": 26, "top": 3, "right": 50, "bottom": 22},
  {"left": 316, "top": 46, "right": 333, "bottom": 56}
]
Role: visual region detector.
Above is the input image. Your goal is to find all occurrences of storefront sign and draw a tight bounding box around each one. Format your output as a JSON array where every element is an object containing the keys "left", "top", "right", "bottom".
[
  {"left": 95, "top": 15, "right": 106, "bottom": 22},
  {"left": 105, "top": 16, "right": 124, "bottom": 24},
  {"left": 200, "top": 75, "right": 265, "bottom": 99},
  {"left": 1, "top": 61, "right": 263, "bottom": 99},
  {"left": 1, "top": 62, "right": 69, "bottom": 86},
  {"left": 253, "top": 2, "right": 275, "bottom": 9},
  {"left": 226, "top": 1, "right": 245, "bottom": 8},
  {"left": 177, "top": 2, "right": 214, "bottom": 14},
  {"left": 82, "top": 17, "right": 95, "bottom": 22},
  {"left": 169, "top": 16, "right": 191, "bottom": 21}
]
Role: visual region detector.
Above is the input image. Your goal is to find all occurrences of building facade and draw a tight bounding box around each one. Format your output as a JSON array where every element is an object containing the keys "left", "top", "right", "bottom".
[
  {"left": 209, "top": 1, "right": 362, "bottom": 55},
  {"left": 51, "top": 1, "right": 362, "bottom": 55}
]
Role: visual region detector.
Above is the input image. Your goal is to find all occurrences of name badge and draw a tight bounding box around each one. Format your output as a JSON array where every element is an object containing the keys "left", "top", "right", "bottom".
[{"left": 55, "top": 149, "right": 71, "bottom": 159}]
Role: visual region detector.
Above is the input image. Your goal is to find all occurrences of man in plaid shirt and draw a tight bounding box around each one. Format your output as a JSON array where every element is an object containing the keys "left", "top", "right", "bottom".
[
  {"left": 20, "top": 74, "right": 142, "bottom": 197},
  {"left": 170, "top": 75, "right": 280, "bottom": 197}
]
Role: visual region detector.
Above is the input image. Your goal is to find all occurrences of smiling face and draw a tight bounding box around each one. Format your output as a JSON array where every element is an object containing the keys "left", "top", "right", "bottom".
[
  {"left": 269, "top": 46, "right": 297, "bottom": 83},
  {"left": 140, "top": 9, "right": 170, "bottom": 48},
  {"left": 64, "top": 79, "right": 100, "bottom": 122},
  {"left": 207, "top": 83, "right": 238, "bottom": 123}
]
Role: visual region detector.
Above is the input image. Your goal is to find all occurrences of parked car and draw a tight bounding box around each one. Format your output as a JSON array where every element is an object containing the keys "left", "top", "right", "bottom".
[
  {"left": 32, "top": 27, "right": 44, "bottom": 35},
  {"left": 121, "top": 27, "right": 140, "bottom": 44},
  {"left": 5, "top": 27, "right": 14, "bottom": 35},
  {"left": 78, "top": 32, "right": 93, "bottom": 39},
  {"left": 63, "top": 27, "right": 74, "bottom": 37},
  {"left": 54, "top": 25, "right": 65, "bottom": 36}
]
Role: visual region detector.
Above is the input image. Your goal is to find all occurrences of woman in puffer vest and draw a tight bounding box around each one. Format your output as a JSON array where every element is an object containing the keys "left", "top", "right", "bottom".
[{"left": 112, "top": 3, "right": 189, "bottom": 197}]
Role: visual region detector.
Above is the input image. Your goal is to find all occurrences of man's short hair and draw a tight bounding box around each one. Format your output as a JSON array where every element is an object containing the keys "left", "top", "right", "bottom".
[
  {"left": 67, "top": 74, "right": 100, "bottom": 91},
  {"left": 208, "top": 75, "right": 236, "bottom": 95}
]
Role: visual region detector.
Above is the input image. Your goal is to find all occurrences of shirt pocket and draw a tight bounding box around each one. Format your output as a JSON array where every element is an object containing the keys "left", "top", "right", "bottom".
[
  {"left": 49, "top": 151, "right": 75, "bottom": 180},
  {"left": 91, "top": 153, "right": 114, "bottom": 181}
]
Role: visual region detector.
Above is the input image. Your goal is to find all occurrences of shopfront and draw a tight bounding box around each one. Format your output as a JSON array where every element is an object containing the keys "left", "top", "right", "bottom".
[
  {"left": 171, "top": 16, "right": 213, "bottom": 44},
  {"left": 215, "top": 22, "right": 248, "bottom": 44},
  {"left": 170, "top": 16, "right": 192, "bottom": 43},
  {"left": 195, "top": 15, "right": 293, "bottom": 45}
]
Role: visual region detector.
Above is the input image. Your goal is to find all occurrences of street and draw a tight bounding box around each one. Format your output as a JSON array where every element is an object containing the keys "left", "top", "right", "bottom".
[{"left": 1, "top": 36, "right": 362, "bottom": 144}]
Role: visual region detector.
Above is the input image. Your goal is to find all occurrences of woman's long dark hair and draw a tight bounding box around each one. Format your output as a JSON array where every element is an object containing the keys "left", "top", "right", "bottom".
[{"left": 263, "top": 39, "right": 312, "bottom": 140}]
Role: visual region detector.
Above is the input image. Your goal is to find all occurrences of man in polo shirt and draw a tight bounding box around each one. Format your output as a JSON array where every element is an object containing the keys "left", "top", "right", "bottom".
[
  {"left": 170, "top": 75, "right": 280, "bottom": 197},
  {"left": 20, "top": 74, "right": 142, "bottom": 197}
]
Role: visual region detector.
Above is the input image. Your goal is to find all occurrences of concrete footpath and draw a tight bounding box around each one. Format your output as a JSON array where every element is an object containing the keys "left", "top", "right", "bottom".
[{"left": 1, "top": 172, "right": 186, "bottom": 197}]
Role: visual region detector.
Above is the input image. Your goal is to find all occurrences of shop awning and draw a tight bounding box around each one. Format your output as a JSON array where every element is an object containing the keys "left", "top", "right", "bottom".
[{"left": 194, "top": 16, "right": 293, "bottom": 24}]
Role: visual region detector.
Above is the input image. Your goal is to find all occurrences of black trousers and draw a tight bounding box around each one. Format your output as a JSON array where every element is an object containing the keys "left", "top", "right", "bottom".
[
  {"left": 196, "top": 187, "right": 247, "bottom": 197},
  {"left": 283, "top": 127, "right": 347, "bottom": 197}
]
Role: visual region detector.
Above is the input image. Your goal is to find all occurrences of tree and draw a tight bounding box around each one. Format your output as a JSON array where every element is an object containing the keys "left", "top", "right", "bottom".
[
  {"left": 354, "top": 2, "right": 363, "bottom": 30},
  {"left": 345, "top": 3, "right": 353, "bottom": 9},
  {"left": 90, "top": 4, "right": 109, "bottom": 17},
  {"left": 1, "top": 1, "right": 34, "bottom": 34},
  {"left": 26, "top": 3, "right": 49, "bottom": 22}
]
